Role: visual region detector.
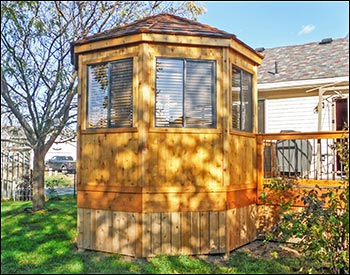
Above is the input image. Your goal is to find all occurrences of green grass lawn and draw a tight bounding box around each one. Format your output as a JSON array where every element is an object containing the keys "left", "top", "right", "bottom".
[{"left": 1, "top": 196, "right": 307, "bottom": 274}]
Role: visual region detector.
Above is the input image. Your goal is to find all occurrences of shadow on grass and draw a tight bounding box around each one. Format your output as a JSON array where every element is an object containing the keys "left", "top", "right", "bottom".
[
  {"left": 1, "top": 197, "right": 150, "bottom": 274},
  {"left": 228, "top": 250, "right": 305, "bottom": 274},
  {"left": 1, "top": 197, "right": 79, "bottom": 274}
]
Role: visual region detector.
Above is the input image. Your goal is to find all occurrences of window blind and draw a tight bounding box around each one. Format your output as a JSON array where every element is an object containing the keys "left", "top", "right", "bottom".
[
  {"left": 87, "top": 58, "right": 133, "bottom": 128},
  {"left": 155, "top": 58, "right": 215, "bottom": 128}
]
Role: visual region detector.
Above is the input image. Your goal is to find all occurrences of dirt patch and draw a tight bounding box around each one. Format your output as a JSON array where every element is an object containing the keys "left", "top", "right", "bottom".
[
  {"left": 233, "top": 239, "right": 302, "bottom": 259},
  {"left": 196, "top": 239, "right": 302, "bottom": 266}
]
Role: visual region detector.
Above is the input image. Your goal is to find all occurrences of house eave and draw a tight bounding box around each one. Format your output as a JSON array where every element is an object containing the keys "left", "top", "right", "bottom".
[{"left": 257, "top": 76, "right": 349, "bottom": 92}]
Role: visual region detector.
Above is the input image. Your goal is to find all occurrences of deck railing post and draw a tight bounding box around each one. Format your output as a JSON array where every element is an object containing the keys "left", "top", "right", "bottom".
[{"left": 256, "top": 134, "right": 264, "bottom": 203}]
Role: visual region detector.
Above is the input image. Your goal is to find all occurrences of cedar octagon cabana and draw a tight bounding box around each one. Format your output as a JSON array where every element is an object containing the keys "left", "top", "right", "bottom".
[{"left": 71, "top": 13, "right": 263, "bottom": 257}]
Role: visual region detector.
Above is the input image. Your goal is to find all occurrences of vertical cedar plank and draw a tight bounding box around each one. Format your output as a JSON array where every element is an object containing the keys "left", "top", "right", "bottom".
[
  {"left": 107, "top": 211, "right": 113, "bottom": 252},
  {"left": 142, "top": 213, "right": 152, "bottom": 257},
  {"left": 138, "top": 43, "right": 150, "bottom": 187},
  {"left": 95, "top": 210, "right": 103, "bottom": 251},
  {"left": 171, "top": 212, "right": 181, "bottom": 254},
  {"left": 119, "top": 212, "right": 128, "bottom": 255},
  {"left": 247, "top": 205, "right": 255, "bottom": 241},
  {"left": 252, "top": 205, "right": 257, "bottom": 241},
  {"left": 91, "top": 209, "right": 96, "bottom": 250},
  {"left": 218, "top": 211, "right": 226, "bottom": 253},
  {"left": 161, "top": 213, "right": 171, "bottom": 254},
  {"left": 181, "top": 212, "right": 191, "bottom": 255},
  {"left": 209, "top": 212, "right": 219, "bottom": 253},
  {"left": 222, "top": 47, "right": 230, "bottom": 186},
  {"left": 77, "top": 208, "right": 84, "bottom": 248},
  {"left": 241, "top": 206, "right": 248, "bottom": 246},
  {"left": 126, "top": 213, "right": 137, "bottom": 256},
  {"left": 83, "top": 209, "right": 91, "bottom": 249},
  {"left": 112, "top": 211, "right": 120, "bottom": 252},
  {"left": 190, "top": 212, "right": 200, "bottom": 254},
  {"left": 237, "top": 207, "right": 242, "bottom": 247},
  {"left": 135, "top": 212, "right": 142, "bottom": 257},
  {"left": 229, "top": 208, "right": 238, "bottom": 250},
  {"left": 152, "top": 213, "right": 161, "bottom": 255},
  {"left": 256, "top": 135, "right": 264, "bottom": 195},
  {"left": 200, "top": 212, "right": 210, "bottom": 254}
]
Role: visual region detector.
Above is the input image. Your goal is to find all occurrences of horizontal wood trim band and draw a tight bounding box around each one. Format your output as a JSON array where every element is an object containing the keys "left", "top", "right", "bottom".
[
  {"left": 77, "top": 188, "right": 257, "bottom": 212},
  {"left": 226, "top": 189, "right": 257, "bottom": 209},
  {"left": 257, "top": 130, "right": 348, "bottom": 140},
  {"left": 258, "top": 179, "right": 346, "bottom": 193},
  {"left": 78, "top": 183, "right": 257, "bottom": 193},
  {"left": 78, "top": 191, "right": 142, "bottom": 212}
]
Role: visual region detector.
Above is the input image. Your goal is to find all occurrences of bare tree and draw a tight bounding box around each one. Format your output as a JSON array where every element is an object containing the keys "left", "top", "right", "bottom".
[{"left": 1, "top": 1, "right": 204, "bottom": 211}]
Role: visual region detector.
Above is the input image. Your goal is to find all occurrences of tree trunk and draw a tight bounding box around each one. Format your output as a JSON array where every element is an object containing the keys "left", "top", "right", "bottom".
[{"left": 32, "top": 145, "right": 46, "bottom": 211}]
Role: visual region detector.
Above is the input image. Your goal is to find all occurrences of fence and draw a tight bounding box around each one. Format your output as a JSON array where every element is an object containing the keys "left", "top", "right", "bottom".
[{"left": 1, "top": 149, "right": 32, "bottom": 201}]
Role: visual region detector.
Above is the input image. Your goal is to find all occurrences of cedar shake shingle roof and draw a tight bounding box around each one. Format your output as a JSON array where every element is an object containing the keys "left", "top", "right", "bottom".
[
  {"left": 257, "top": 36, "right": 349, "bottom": 84},
  {"left": 71, "top": 13, "right": 264, "bottom": 69},
  {"left": 74, "top": 13, "right": 236, "bottom": 46}
]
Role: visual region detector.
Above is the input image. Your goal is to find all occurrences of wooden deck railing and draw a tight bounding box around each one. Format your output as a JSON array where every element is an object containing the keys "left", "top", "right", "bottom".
[{"left": 257, "top": 131, "right": 349, "bottom": 194}]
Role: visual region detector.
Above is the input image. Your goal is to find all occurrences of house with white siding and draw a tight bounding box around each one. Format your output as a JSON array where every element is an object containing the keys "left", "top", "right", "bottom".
[{"left": 257, "top": 36, "right": 349, "bottom": 133}]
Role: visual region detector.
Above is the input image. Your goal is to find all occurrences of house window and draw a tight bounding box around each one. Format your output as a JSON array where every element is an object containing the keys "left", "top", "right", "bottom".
[
  {"left": 87, "top": 58, "right": 133, "bottom": 128},
  {"left": 232, "top": 66, "right": 253, "bottom": 132},
  {"left": 155, "top": 58, "right": 216, "bottom": 128}
]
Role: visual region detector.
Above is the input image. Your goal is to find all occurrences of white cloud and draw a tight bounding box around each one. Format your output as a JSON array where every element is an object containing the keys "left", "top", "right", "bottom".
[{"left": 298, "top": 24, "right": 316, "bottom": 35}]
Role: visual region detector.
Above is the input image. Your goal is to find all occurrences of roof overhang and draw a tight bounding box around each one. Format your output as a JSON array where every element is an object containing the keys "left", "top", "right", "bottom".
[
  {"left": 71, "top": 32, "right": 263, "bottom": 70},
  {"left": 258, "top": 76, "right": 349, "bottom": 99},
  {"left": 258, "top": 76, "right": 349, "bottom": 91}
]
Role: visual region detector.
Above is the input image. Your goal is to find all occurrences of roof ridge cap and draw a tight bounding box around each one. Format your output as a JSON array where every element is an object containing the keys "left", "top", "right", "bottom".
[
  {"left": 265, "top": 36, "right": 349, "bottom": 50},
  {"left": 137, "top": 13, "right": 236, "bottom": 38}
]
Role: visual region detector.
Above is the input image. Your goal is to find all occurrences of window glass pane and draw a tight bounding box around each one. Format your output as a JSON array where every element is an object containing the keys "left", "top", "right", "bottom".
[
  {"left": 232, "top": 66, "right": 253, "bottom": 132},
  {"left": 109, "top": 58, "right": 133, "bottom": 127},
  {"left": 155, "top": 58, "right": 216, "bottom": 128},
  {"left": 232, "top": 67, "right": 241, "bottom": 130},
  {"left": 87, "top": 58, "right": 133, "bottom": 129},
  {"left": 155, "top": 58, "right": 184, "bottom": 127},
  {"left": 185, "top": 60, "right": 215, "bottom": 127},
  {"left": 87, "top": 63, "right": 108, "bottom": 128},
  {"left": 241, "top": 71, "right": 252, "bottom": 131}
]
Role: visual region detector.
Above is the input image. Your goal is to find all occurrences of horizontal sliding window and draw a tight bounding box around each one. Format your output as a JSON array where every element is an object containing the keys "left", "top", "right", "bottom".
[
  {"left": 87, "top": 58, "right": 133, "bottom": 129},
  {"left": 155, "top": 58, "right": 216, "bottom": 128},
  {"left": 232, "top": 66, "right": 253, "bottom": 132}
]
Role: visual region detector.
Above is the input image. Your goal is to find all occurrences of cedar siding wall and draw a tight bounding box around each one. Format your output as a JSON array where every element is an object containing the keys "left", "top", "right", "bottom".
[
  {"left": 77, "top": 206, "right": 256, "bottom": 257},
  {"left": 76, "top": 40, "right": 260, "bottom": 256}
]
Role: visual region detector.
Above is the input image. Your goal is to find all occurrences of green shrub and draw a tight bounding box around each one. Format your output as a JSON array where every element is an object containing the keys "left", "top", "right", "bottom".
[
  {"left": 260, "top": 139, "right": 349, "bottom": 274},
  {"left": 45, "top": 174, "right": 73, "bottom": 187}
]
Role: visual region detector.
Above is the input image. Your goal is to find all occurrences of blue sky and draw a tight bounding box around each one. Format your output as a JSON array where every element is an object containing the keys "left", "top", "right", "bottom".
[{"left": 198, "top": 1, "right": 349, "bottom": 49}]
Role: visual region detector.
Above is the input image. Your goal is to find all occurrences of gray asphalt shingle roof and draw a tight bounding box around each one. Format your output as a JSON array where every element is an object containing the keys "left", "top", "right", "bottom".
[{"left": 257, "top": 36, "right": 349, "bottom": 84}]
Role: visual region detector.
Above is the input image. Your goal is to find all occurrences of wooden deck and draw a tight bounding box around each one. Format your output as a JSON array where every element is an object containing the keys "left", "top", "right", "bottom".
[
  {"left": 256, "top": 130, "right": 348, "bottom": 236},
  {"left": 257, "top": 130, "right": 348, "bottom": 189}
]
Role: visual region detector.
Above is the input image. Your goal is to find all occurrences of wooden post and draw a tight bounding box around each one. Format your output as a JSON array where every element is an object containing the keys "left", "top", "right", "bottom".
[{"left": 256, "top": 134, "right": 264, "bottom": 201}]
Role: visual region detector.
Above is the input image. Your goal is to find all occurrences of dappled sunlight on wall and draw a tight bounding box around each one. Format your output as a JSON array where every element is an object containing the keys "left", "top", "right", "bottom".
[
  {"left": 147, "top": 132, "right": 222, "bottom": 188},
  {"left": 80, "top": 133, "right": 139, "bottom": 186}
]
